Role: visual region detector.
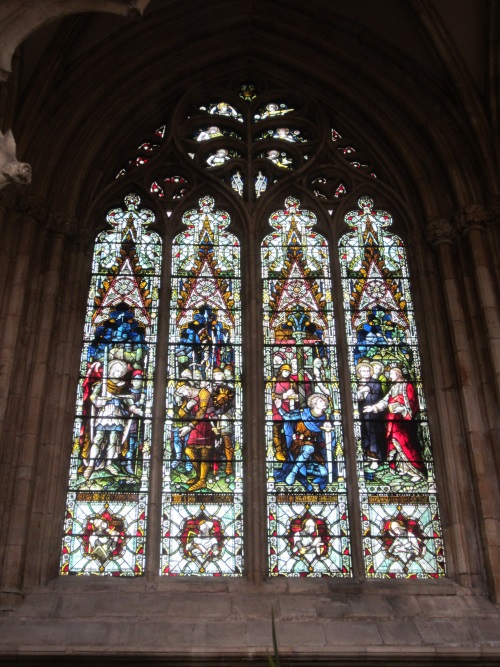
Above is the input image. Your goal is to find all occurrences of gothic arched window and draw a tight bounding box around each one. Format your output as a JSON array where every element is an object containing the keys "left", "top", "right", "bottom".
[
  {"left": 60, "top": 82, "right": 445, "bottom": 579},
  {"left": 61, "top": 195, "right": 161, "bottom": 576}
]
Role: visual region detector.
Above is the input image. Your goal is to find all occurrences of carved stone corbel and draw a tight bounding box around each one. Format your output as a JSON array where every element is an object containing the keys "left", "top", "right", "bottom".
[
  {"left": 0, "top": 130, "right": 31, "bottom": 190},
  {"left": 46, "top": 212, "right": 77, "bottom": 240},
  {"left": 425, "top": 218, "right": 456, "bottom": 246},
  {"left": 455, "top": 203, "right": 488, "bottom": 235}
]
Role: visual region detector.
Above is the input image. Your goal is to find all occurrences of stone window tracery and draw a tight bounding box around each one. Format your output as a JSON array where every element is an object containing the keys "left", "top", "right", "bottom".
[{"left": 60, "top": 81, "right": 445, "bottom": 579}]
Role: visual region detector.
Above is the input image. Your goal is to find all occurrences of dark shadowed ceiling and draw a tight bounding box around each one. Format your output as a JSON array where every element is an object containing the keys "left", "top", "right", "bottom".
[{"left": 18, "top": 0, "right": 488, "bottom": 95}]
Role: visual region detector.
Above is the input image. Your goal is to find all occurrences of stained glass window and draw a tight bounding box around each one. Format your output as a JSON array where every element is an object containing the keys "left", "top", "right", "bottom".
[
  {"left": 162, "top": 196, "right": 243, "bottom": 576},
  {"left": 60, "top": 194, "right": 161, "bottom": 576},
  {"left": 263, "top": 196, "right": 350, "bottom": 577},
  {"left": 339, "top": 196, "right": 445, "bottom": 578},
  {"left": 64, "top": 83, "right": 447, "bottom": 582}
]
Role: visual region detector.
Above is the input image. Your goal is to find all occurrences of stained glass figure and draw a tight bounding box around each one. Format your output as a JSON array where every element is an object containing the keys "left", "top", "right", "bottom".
[
  {"left": 231, "top": 171, "right": 244, "bottom": 197},
  {"left": 200, "top": 101, "right": 243, "bottom": 122},
  {"left": 206, "top": 149, "right": 241, "bottom": 168},
  {"left": 253, "top": 102, "right": 294, "bottom": 122},
  {"left": 263, "top": 150, "right": 293, "bottom": 170},
  {"left": 262, "top": 196, "right": 350, "bottom": 577},
  {"left": 339, "top": 196, "right": 445, "bottom": 578},
  {"left": 256, "top": 128, "right": 306, "bottom": 143},
  {"left": 162, "top": 196, "right": 243, "bottom": 576},
  {"left": 194, "top": 127, "right": 242, "bottom": 142},
  {"left": 206, "top": 149, "right": 230, "bottom": 167},
  {"left": 255, "top": 171, "right": 267, "bottom": 198},
  {"left": 239, "top": 83, "right": 257, "bottom": 101},
  {"left": 61, "top": 194, "right": 161, "bottom": 576}
]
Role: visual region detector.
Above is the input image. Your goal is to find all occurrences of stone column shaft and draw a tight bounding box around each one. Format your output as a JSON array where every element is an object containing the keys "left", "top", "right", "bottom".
[
  {"left": 0, "top": 190, "right": 18, "bottom": 310},
  {"left": 427, "top": 222, "right": 500, "bottom": 600},
  {"left": 1, "top": 223, "right": 68, "bottom": 600},
  {"left": 416, "top": 244, "right": 484, "bottom": 590},
  {"left": 459, "top": 206, "right": 500, "bottom": 402},
  {"left": 26, "top": 233, "right": 87, "bottom": 587}
]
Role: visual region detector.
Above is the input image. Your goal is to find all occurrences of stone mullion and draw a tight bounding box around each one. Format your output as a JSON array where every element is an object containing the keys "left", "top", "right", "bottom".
[
  {"left": 1, "top": 218, "right": 70, "bottom": 599},
  {"left": 24, "top": 226, "right": 87, "bottom": 588},
  {"left": 328, "top": 216, "right": 364, "bottom": 581},
  {"left": 457, "top": 205, "right": 500, "bottom": 404},
  {"left": 243, "top": 212, "right": 267, "bottom": 583},
  {"left": 145, "top": 223, "right": 171, "bottom": 580},
  {"left": 426, "top": 219, "right": 500, "bottom": 602},
  {"left": 416, "top": 231, "right": 484, "bottom": 590},
  {"left": 457, "top": 231, "right": 500, "bottom": 491}
]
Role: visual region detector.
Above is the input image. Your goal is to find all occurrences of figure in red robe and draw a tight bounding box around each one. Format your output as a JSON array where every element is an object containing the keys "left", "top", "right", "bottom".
[{"left": 363, "top": 365, "right": 427, "bottom": 482}]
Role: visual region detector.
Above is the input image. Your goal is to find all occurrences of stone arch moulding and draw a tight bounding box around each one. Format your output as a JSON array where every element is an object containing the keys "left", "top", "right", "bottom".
[
  {"left": 15, "top": 7, "right": 488, "bottom": 228},
  {"left": 0, "top": 0, "right": 152, "bottom": 81}
]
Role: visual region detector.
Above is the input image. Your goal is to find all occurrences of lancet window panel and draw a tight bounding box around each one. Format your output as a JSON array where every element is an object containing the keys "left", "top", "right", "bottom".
[
  {"left": 60, "top": 194, "right": 161, "bottom": 576},
  {"left": 339, "top": 196, "right": 446, "bottom": 578},
  {"left": 262, "top": 196, "right": 350, "bottom": 577},
  {"left": 161, "top": 196, "right": 243, "bottom": 576}
]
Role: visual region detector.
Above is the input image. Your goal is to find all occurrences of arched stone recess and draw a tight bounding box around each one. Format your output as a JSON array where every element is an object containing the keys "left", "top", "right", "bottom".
[
  {"left": 0, "top": 3, "right": 498, "bottom": 655},
  {"left": 10, "top": 61, "right": 487, "bottom": 591}
]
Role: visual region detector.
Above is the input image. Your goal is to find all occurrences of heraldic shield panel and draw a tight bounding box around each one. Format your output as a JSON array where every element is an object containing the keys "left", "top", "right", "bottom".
[
  {"left": 339, "top": 197, "right": 445, "bottom": 578},
  {"left": 263, "top": 197, "right": 351, "bottom": 577},
  {"left": 162, "top": 196, "right": 243, "bottom": 575},
  {"left": 61, "top": 194, "right": 161, "bottom": 575}
]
